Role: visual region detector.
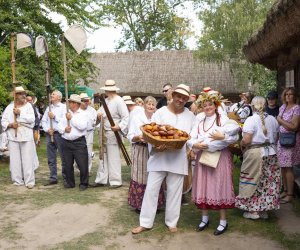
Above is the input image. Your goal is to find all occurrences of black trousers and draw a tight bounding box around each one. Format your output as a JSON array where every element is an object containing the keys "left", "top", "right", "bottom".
[{"left": 61, "top": 136, "right": 89, "bottom": 187}]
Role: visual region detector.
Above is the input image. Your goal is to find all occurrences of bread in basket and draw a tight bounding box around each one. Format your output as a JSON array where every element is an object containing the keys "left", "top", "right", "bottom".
[{"left": 140, "top": 122, "right": 190, "bottom": 150}]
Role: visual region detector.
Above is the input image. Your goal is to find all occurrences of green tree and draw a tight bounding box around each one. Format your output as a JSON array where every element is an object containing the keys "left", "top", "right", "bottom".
[
  {"left": 0, "top": 0, "right": 101, "bottom": 110},
  {"left": 98, "top": 0, "right": 192, "bottom": 51},
  {"left": 193, "top": 0, "right": 276, "bottom": 95}
]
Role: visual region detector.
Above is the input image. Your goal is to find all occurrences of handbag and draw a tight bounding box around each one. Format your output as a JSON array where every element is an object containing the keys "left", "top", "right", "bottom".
[
  {"left": 279, "top": 132, "right": 296, "bottom": 147},
  {"left": 279, "top": 106, "right": 297, "bottom": 148},
  {"left": 199, "top": 150, "right": 221, "bottom": 168}
]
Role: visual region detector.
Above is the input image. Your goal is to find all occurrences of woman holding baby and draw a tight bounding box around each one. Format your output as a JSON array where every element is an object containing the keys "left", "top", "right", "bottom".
[{"left": 188, "top": 89, "right": 240, "bottom": 236}]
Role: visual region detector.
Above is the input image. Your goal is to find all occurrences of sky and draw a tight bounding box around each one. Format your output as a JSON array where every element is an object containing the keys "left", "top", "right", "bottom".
[{"left": 50, "top": 1, "right": 202, "bottom": 53}]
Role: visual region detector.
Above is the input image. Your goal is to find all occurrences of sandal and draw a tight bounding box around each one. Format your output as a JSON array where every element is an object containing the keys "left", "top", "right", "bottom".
[
  {"left": 280, "top": 194, "right": 293, "bottom": 204},
  {"left": 168, "top": 226, "right": 178, "bottom": 233},
  {"left": 131, "top": 226, "right": 151, "bottom": 234},
  {"left": 280, "top": 190, "right": 287, "bottom": 199}
]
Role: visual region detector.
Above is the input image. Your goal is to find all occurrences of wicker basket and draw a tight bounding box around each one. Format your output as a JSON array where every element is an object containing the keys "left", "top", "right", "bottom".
[{"left": 140, "top": 125, "right": 190, "bottom": 150}]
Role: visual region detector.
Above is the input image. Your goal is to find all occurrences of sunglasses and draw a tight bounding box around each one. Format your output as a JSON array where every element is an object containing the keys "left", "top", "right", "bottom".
[{"left": 162, "top": 89, "right": 170, "bottom": 93}]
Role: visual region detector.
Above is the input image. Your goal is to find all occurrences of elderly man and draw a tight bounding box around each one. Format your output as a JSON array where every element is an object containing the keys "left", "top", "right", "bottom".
[
  {"left": 58, "top": 94, "right": 89, "bottom": 191},
  {"left": 1, "top": 86, "right": 36, "bottom": 189},
  {"left": 41, "top": 90, "right": 67, "bottom": 185},
  {"left": 92, "top": 80, "right": 129, "bottom": 188},
  {"left": 132, "top": 84, "right": 195, "bottom": 234},
  {"left": 156, "top": 83, "right": 172, "bottom": 109},
  {"left": 79, "top": 93, "right": 97, "bottom": 173}
]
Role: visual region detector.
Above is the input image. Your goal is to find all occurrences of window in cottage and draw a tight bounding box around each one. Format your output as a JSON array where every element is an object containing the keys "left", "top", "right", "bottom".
[{"left": 285, "top": 70, "right": 294, "bottom": 87}]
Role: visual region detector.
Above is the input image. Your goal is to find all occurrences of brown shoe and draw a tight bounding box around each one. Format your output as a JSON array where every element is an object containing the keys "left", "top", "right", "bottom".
[{"left": 131, "top": 226, "right": 151, "bottom": 234}]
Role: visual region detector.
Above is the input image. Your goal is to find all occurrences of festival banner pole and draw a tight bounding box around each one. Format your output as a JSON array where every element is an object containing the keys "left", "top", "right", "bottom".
[
  {"left": 61, "top": 34, "right": 70, "bottom": 126},
  {"left": 10, "top": 33, "right": 18, "bottom": 137}
]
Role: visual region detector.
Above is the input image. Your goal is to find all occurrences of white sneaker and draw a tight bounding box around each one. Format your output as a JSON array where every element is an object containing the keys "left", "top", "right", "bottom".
[
  {"left": 243, "top": 212, "right": 260, "bottom": 220},
  {"left": 259, "top": 212, "right": 269, "bottom": 219},
  {"left": 12, "top": 182, "right": 23, "bottom": 186}
]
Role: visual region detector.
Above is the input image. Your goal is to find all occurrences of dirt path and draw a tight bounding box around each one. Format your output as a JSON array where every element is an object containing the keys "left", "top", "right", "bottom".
[{"left": 275, "top": 203, "right": 300, "bottom": 235}]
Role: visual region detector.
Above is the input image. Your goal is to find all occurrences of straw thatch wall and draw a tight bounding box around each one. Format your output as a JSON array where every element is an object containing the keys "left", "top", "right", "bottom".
[
  {"left": 89, "top": 50, "right": 247, "bottom": 97},
  {"left": 244, "top": 0, "right": 300, "bottom": 70}
]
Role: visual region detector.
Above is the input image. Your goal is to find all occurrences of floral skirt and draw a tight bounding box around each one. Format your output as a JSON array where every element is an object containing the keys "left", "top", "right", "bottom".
[
  {"left": 235, "top": 155, "right": 280, "bottom": 211},
  {"left": 128, "top": 180, "right": 165, "bottom": 210}
]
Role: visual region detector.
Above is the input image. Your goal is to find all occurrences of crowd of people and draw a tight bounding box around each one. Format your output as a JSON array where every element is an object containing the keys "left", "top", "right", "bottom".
[{"left": 0, "top": 81, "right": 300, "bottom": 236}]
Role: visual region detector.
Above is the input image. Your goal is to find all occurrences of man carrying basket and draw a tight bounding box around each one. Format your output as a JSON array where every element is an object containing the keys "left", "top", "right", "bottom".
[{"left": 132, "top": 84, "right": 195, "bottom": 234}]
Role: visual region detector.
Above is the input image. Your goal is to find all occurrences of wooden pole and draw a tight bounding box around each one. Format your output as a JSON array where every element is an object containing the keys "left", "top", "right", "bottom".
[
  {"left": 99, "top": 94, "right": 131, "bottom": 166},
  {"left": 10, "top": 33, "right": 17, "bottom": 137},
  {"left": 43, "top": 38, "right": 54, "bottom": 142},
  {"left": 61, "top": 34, "right": 70, "bottom": 125}
]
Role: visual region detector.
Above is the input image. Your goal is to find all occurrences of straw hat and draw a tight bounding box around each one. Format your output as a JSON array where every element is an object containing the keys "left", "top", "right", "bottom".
[
  {"left": 172, "top": 84, "right": 190, "bottom": 97},
  {"left": 100, "top": 80, "right": 120, "bottom": 91},
  {"left": 69, "top": 94, "right": 82, "bottom": 104},
  {"left": 122, "top": 95, "right": 135, "bottom": 105},
  {"left": 15, "top": 86, "right": 27, "bottom": 93},
  {"left": 79, "top": 92, "right": 90, "bottom": 100}
]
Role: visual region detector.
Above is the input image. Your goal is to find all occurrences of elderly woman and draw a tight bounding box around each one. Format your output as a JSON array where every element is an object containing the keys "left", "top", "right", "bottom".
[
  {"left": 277, "top": 87, "right": 300, "bottom": 204},
  {"left": 188, "top": 90, "right": 239, "bottom": 236},
  {"left": 127, "top": 96, "right": 164, "bottom": 213},
  {"left": 235, "top": 96, "right": 280, "bottom": 219}
]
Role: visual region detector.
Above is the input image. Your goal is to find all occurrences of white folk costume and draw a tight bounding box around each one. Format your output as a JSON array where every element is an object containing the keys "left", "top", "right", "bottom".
[
  {"left": 1, "top": 102, "right": 35, "bottom": 187},
  {"left": 58, "top": 104, "right": 89, "bottom": 188},
  {"left": 94, "top": 95, "right": 129, "bottom": 186},
  {"left": 41, "top": 102, "right": 66, "bottom": 182},
  {"left": 235, "top": 113, "right": 280, "bottom": 212},
  {"left": 188, "top": 113, "right": 239, "bottom": 210},
  {"left": 127, "top": 110, "right": 165, "bottom": 210},
  {"left": 83, "top": 105, "right": 97, "bottom": 172},
  {"left": 139, "top": 106, "right": 195, "bottom": 229}
]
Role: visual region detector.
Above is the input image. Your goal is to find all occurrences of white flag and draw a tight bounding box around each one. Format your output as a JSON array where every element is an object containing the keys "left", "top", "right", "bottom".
[
  {"left": 16, "top": 33, "right": 32, "bottom": 49},
  {"left": 64, "top": 24, "right": 87, "bottom": 54},
  {"left": 35, "top": 35, "right": 48, "bottom": 57}
]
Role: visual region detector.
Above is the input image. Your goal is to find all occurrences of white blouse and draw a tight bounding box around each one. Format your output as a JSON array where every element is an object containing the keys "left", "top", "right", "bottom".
[
  {"left": 127, "top": 110, "right": 151, "bottom": 143},
  {"left": 188, "top": 113, "right": 239, "bottom": 152},
  {"left": 242, "top": 113, "right": 279, "bottom": 156}
]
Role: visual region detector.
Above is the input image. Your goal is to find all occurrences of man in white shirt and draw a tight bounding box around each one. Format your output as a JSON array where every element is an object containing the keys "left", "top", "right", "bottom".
[
  {"left": 132, "top": 84, "right": 195, "bottom": 234},
  {"left": 58, "top": 94, "right": 89, "bottom": 191},
  {"left": 123, "top": 95, "right": 143, "bottom": 128},
  {"left": 92, "top": 80, "right": 129, "bottom": 188},
  {"left": 1, "top": 86, "right": 36, "bottom": 189},
  {"left": 41, "top": 90, "right": 66, "bottom": 185},
  {"left": 79, "top": 93, "right": 97, "bottom": 173}
]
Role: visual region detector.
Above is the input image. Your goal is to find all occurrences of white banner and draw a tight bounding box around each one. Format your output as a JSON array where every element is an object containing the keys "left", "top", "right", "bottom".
[
  {"left": 16, "top": 33, "right": 32, "bottom": 49},
  {"left": 64, "top": 24, "right": 87, "bottom": 54},
  {"left": 35, "top": 35, "right": 48, "bottom": 57}
]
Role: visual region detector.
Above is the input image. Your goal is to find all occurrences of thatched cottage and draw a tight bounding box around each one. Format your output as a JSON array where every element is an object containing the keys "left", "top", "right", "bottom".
[
  {"left": 89, "top": 50, "right": 247, "bottom": 99},
  {"left": 244, "top": 0, "right": 300, "bottom": 94}
]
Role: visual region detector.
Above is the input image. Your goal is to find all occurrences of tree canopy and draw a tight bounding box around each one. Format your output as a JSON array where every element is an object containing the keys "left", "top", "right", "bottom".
[
  {"left": 97, "top": 0, "right": 192, "bottom": 51},
  {"left": 193, "top": 0, "right": 277, "bottom": 95}
]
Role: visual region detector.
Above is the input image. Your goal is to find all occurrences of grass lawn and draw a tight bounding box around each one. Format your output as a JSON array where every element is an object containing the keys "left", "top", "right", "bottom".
[{"left": 0, "top": 134, "right": 300, "bottom": 249}]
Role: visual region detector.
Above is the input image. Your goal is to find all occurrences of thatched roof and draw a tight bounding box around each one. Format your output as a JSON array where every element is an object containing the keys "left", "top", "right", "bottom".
[
  {"left": 244, "top": 0, "right": 300, "bottom": 70},
  {"left": 89, "top": 50, "right": 247, "bottom": 96}
]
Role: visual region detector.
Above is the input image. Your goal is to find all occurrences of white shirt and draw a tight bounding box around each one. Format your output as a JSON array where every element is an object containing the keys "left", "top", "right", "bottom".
[
  {"left": 127, "top": 110, "right": 151, "bottom": 143},
  {"left": 83, "top": 106, "right": 97, "bottom": 131},
  {"left": 1, "top": 102, "right": 35, "bottom": 142},
  {"left": 229, "top": 101, "right": 252, "bottom": 123},
  {"left": 41, "top": 102, "right": 66, "bottom": 132},
  {"left": 58, "top": 108, "right": 88, "bottom": 141},
  {"left": 128, "top": 106, "right": 144, "bottom": 128},
  {"left": 242, "top": 113, "right": 279, "bottom": 156},
  {"left": 98, "top": 95, "right": 129, "bottom": 134},
  {"left": 188, "top": 113, "right": 239, "bottom": 152},
  {"left": 147, "top": 106, "right": 195, "bottom": 175}
]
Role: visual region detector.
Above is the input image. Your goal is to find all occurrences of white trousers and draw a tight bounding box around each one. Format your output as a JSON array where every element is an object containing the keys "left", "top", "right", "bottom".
[
  {"left": 140, "top": 171, "right": 184, "bottom": 228},
  {"left": 86, "top": 130, "right": 94, "bottom": 172},
  {"left": 95, "top": 143, "right": 122, "bottom": 186},
  {"left": 8, "top": 140, "right": 35, "bottom": 186}
]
